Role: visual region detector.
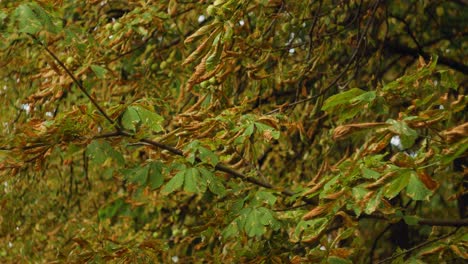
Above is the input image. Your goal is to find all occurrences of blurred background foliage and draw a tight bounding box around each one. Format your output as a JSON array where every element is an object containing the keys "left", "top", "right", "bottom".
[{"left": 0, "top": 0, "right": 467, "bottom": 262}]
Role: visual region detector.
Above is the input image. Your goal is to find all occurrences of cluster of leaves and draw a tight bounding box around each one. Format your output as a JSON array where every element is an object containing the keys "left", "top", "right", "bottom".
[{"left": 0, "top": 0, "right": 466, "bottom": 263}]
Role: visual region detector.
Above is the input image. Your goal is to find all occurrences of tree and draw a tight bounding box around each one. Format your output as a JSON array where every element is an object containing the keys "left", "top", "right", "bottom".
[{"left": 0, "top": 0, "right": 467, "bottom": 262}]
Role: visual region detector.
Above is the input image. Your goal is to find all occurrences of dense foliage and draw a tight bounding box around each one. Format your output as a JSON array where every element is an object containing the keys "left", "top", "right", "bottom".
[{"left": 1, "top": 0, "right": 467, "bottom": 262}]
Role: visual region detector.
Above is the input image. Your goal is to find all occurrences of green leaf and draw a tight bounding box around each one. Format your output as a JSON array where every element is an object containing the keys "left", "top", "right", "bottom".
[
  {"left": 350, "top": 91, "right": 376, "bottom": 104},
  {"left": 148, "top": 161, "right": 164, "bottom": 189},
  {"left": 293, "top": 218, "right": 328, "bottom": 242},
  {"left": 133, "top": 106, "right": 164, "bottom": 133},
  {"left": 403, "top": 215, "right": 420, "bottom": 226},
  {"left": 243, "top": 123, "right": 255, "bottom": 137},
  {"left": 122, "top": 106, "right": 164, "bottom": 133},
  {"left": 361, "top": 167, "right": 380, "bottom": 179},
  {"left": 184, "top": 167, "right": 202, "bottom": 193},
  {"left": 384, "top": 169, "right": 411, "bottom": 199},
  {"left": 199, "top": 167, "right": 226, "bottom": 196},
  {"left": 121, "top": 107, "right": 140, "bottom": 132},
  {"left": 90, "top": 65, "right": 108, "bottom": 79},
  {"left": 161, "top": 170, "right": 185, "bottom": 194},
  {"left": 230, "top": 198, "right": 246, "bottom": 215},
  {"left": 98, "top": 198, "right": 125, "bottom": 220},
  {"left": 243, "top": 208, "right": 266, "bottom": 237},
  {"left": 387, "top": 119, "right": 418, "bottom": 149},
  {"left": 406, "top": 173, "right": 432, "bottom": 201},
  {"left": 14, "top": 4, "right": 42, "bottom": 34},
  {"left": 328, "top": 256, "right": 353, "bottom": 264},
  {"left": 254, "top": 191, "right": 277, "bottom": 206},
  {"left": 322, "top": 88, "right": 365, "bottom": 111},
  {"left": 198, "top": 146, "right": 219, "bottom": 166},
  {"left": 121, "top": 166, "right": 149, "bottom": 185},
  {"left": 365, "top": 189, "right": 383, "bottom": 214},
  {"left": 86, "top": 140, "right": 124, "bottom": 166},
  {"left": 222, "top": 221, "right": 238, "bottom": 239}
]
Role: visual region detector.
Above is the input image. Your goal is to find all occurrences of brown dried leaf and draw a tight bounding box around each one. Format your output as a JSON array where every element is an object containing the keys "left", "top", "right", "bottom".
[
  {"left": 417, "top": 170, "right": 439, "bottom": 191},
  {"left": 303, "top": 179, "right": 326, "bottom": 196},
  {"left": 330, "top": 248, "right": 354, "bottom": 259},
  {"left": 325, "top": 189, "right": 346, "bottom": 200},
  {"left": 450, "top": 245, "right": 468, "bottom": 259},
  {"left": 365, "top": 172, "right": 395, "bottom": 189},
  {"left": 333, "top": 122, "right": 386, "bottom": 141},
  {"left": 303, "top": 205, "right": 329, "bottom": 220},
  {"left": 367, "top": 133, "right": 392, "bottom": 154},
  {"left": 442, "top": 122, "right": 468, "bottom": 143},
  {"left": 184, "top": 23, "right": 219, "bottom": 44},
  {"left": 419, "top": 245, "right": 445, "bottom": 256},
  {"left": 182, "top": 30, "right": 219, "bottom": 66}
]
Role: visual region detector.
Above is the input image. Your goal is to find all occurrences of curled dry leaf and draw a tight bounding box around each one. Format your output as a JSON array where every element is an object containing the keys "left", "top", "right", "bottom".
[
  {"left": 442, "top": 122, "right": 468, "bottom": 143},
  {"left": 324, "top": 189, "right": 346, "bottom": 200},
  {"left": 333, "top": 122, "right": 387, "bottom": 141},
  {"left": 365, "top": 172, "right": 395, "bottom": 189},
  {"left": 303, "top": 205, "right": 329, "bottom": 220}
]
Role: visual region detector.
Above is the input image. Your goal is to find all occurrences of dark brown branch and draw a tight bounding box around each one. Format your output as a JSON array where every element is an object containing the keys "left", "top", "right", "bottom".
[
  {"left": 418, "top": 218, "right": 468, "bottom": 227},
  {"left": 28, "top": 31, "right": 311, "bottom": 205},
  {"left": 360, "top": 212, "right": 468, "bottom": 227},
  {"left": 376, "top": 227, "right": 460, "bottom": 264},
  {"left": 385, "top": 41, "right": 468, "bottom": 74},
  {"left": 131, "top": 132, "right": 316, "bottom": 204}
]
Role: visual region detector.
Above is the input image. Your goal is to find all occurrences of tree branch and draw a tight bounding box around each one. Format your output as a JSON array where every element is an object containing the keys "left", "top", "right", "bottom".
[
  {"left": 376, "top": 227, "right": 460, "bottom": 264},
  {"left": 385, "top": 41, "right": 468, "bottom": 74},
  {"left": 29, "top": 32, "right": 315, "bottom": 206}
]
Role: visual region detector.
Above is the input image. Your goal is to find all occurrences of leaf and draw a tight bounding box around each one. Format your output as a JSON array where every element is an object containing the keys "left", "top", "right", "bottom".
[
  {"left": 442, "top": 122, "right": 468, "bottom": 143},
  {"left": 254, "top": 191, "right": 277, "bottom": 206},
  {"left": 198, "top": 146, "right": 219, "bottom": 166},
  {"left": 205, "top": 41, "right": 222, "bottom": 72},
  {"left": 184, "top": 22, "right": 220, "bottom": 44},
  {"left": 98, "top": 198, "right": 125, "bottom": 220},
  {"left": 406, "top": 172, "right": 433, "bottom": 201},
  {"left": 148, "top": 161, "right": 164, "bottom": 189},
  {"left": 386, "top": 119, "right": 418, "bottom": 149},
  {"left": 122, "top": 106, "right": 164, "bottom": 133},
  {"left": 184, "top": 167, "right": 202, "bottom": 193},
  {"left": 90, "top": 65, "right": 108, "bottom": 79},
  {"left": 350, "top": 91, "right": 376, "bottom": 104},
  {"left": 293, "top": 218, "right": 328, "bottom": 243},
  {"left": 199, "top": 167, "right": 226, "bottom": 196},
  {"left": 417, "top": 170, "right": 438, "bottom": 191},
  {"left": 222, "top": 221, "right": 238, "bottom": 239},
  {"left": 362, "top": 167, "right": 380, "bottom": 179},
  {"left": 161, "top": 171, "right": 185, "bottom": 194},
  {"left": 133, "top": 106, "right": 164, "bottom": 133},
  {"left": 243, "top": 123, "right": 255, "bottom": 137},
  {"left": 327, "top": 256, "right": 353, "bottom": 264},
  {"left": 121, "top": 166, "right": 149, "bottom": 185},
  {"left": 322, "top": 88, "right": 365, "bottom": 111},
  {"left": 121, "top": 106, "right": 140, "bottom": 131},
  {"left": 303, "top": 205, "right": 328, "bottom": 220},
  {"left": 243, "top": 208, "right": 268, "bottom": 237},
  {"left": 14, "top": 4, "right": 42, "bottom": 34},
  {"left": 364, "top": 189, "right": 383, "bottom": 214},
  {"left": 384, "top": 169, "right": 411, "bottom": 199},
  {"left": 403, "top": 215, "right": 420, "bottom": 226},
  {"left": 86, "top": 140, "right": 124, "bottom": 166}
]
